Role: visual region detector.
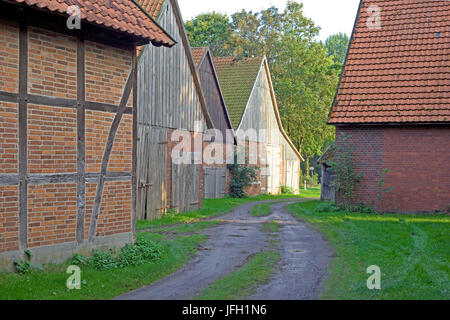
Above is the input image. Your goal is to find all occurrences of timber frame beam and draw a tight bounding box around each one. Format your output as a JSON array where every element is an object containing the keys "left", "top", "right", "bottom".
[{"left": 0, "top": 18, "right": 139, "bottom": 248}]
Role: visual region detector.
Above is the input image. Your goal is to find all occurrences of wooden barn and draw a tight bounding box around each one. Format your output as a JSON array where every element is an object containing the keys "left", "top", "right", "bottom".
[
  {"left": 214, "top": 56, "right": 303, "bottom": 195},
  {"left": 191, "top": 47, "right": 235, "bottom": 199},
  {"left": 0, "top": 0, "right": 174, "bottom": 269},
  {"left": 328, "top": 0, "right": 450, "bottom": 213},
  {"left": 135, "top": 0, "right": 213, "bottom": 220}
]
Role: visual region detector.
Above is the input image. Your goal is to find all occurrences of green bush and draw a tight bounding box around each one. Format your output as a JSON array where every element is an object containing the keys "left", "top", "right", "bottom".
[
  {"left": 13, "top": 259, "right": 31, "bottom": 274},
  {"left": 119, "top": 239, "right": 163, "bottom": 267},
  {"left": 90, "top": 250, "right": 118, "bottom": 270},
  {"left": 315, "top": 202, "right": 340, "bottom": 213},
  {"left": 280, "top": 185, "right": 295, "bottom": 194},
  {"left": 68, "top": 239, "right": 165, "bottom": 270},
  {"left": 227, "top": 153, "right": 259, "bottom": 198}
]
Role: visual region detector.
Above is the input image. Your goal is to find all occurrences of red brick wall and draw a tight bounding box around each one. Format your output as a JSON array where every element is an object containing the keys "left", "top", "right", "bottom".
[
  {"left": 85, "top": 111, "right": 132, "bottom": 173},
  {"left": 94, "top": 181, "right": 132, "bottom": 237},
  {"left": 0, "top": 22, "right": 135, "bottom": 261},
  {"left": 85, "top": 41, "right": 132, "bottom": 106},
  {"left": 0, "top": 102, "right": 18, "bottom": 174},
  {"left": 27, "top": 184, "right": 77, "bottom": 248},
  {"left": 336, "top": 125, "right": 450, "bottom": 213},
  {"left": 27, "top": 104, "right": 77, "bottom": 174},
  {"left": 28, "top": 28, "right": 77, "bottom": 99},
  {"left": 0, "top": 186, "right": 19, "bottom": 253},
  {"left": 0, "top": 20, "right": 19, "bottom": 93}
]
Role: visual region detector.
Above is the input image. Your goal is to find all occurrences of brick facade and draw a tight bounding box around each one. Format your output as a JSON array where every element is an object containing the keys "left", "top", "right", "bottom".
[
  {"left": 336, "top": 125, "right": 450, "bottom": 213},
  {"left": 0, "top": 19, "right": 136, "bottom": 269}
]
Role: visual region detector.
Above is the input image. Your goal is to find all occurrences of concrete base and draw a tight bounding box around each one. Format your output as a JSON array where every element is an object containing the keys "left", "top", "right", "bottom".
[{"left": 0, "top": 232, "right": 133, "bottom": 271}]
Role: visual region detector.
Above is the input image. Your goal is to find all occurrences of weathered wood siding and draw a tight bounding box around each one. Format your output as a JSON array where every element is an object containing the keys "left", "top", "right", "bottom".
[
  {"left": 321, "top": 164, "right": 335, "bottom": 201},
  {"left": 137, "top": 1, "right": 205, "bottom": 132},
  {"left": 136, "top": 126, "right": 168, "bottom": 220},
  {"left": 203, "top": 167, "right": 227, "bottom": 199},
  {"left": 198, "top": 53, "right": 230, "bottom": 138},
  {"left": 136, "top": 0, "right": 208, "bottom": 219},
  {"left": 238, "top": 64, "right": 300, "bottom": 194}
]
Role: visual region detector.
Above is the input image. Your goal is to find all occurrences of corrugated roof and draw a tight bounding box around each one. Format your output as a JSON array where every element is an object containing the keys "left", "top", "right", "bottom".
[
  {"left": 191, "top": 47, "right": 207, "bottom": 67},
  {"left": 329, "top": 0, "right": 450, "bottom": 124},
  {"left": 12, "top": 0, "right": 175, "bottom": 47},
  {"left": 213, "top": 56, "right": 263, "bottom": 129}
]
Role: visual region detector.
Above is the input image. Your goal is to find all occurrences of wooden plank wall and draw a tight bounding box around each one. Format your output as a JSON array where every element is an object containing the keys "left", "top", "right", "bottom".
[
  {"left": 238, "top": 65, "right": 300, "bottom": 194},
  {"left": 136, "top": 0, "right": 208, "bottom": 219},
  {"left": 137, "top": 1, "right": 205, "bottom": 132},
  {"left": 203, "top": 167, "right": 227, "bottom": 199},
  {"left": 198, "top": 54, "right": 230, "bottom": 137}
]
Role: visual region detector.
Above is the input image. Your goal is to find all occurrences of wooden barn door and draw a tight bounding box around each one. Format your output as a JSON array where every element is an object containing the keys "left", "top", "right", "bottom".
[
  {"left": 203, "top": 167, "right": 227, "bottom": 199},
  {"left": 267, "top": 145, "right": 282, "bottom": 194},
  {"left": 286, "top": 160, "right": 299, "bottom": 192},
  {"left": 137, "top": 126, "right": 168, "bottom": 220},
  {"left": 172, "top": 161, "right": 200, "bottom": 212}
]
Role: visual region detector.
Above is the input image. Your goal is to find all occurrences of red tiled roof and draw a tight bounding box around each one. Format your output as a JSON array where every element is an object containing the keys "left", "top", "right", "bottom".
[
  {"left": 329, "top": 0, "right": 450, "bottom": 124},
  {"left": 191, "top": 47, "right": 207, "bottom": 67},
  {"left": 12, "top": 0, "right": 175, "bottom": 47},
  {"left": 135, "top": 0, "right": 165, "bottom": 19}
]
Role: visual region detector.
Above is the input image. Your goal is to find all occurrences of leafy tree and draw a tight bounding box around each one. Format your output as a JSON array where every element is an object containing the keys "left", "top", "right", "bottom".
[
  {"left": 186, "top": 2, "right": 341, "bottom": 180},
  {"left": 324, "top": 32, "right": 349, "bottom": 65},
  {"left": 185, "top": 12, "right": 233, "bottom": 56}
]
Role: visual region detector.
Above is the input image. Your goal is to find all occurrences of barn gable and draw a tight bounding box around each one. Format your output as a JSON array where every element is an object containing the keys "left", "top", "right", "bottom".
[
  {"left": 192, "top": 47, "right": 234, "bottom": 139},
  {"left": 137, "top": 0, "right": 212, "bottom": 132}
]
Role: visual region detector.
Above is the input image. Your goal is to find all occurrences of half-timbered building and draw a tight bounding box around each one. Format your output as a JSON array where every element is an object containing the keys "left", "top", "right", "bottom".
[{"left": 0, "top": 0, "right": 174, "bottom": 269}]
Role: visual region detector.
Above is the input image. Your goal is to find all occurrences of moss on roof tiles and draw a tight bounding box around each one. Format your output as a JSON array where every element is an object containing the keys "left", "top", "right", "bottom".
[{"left": 213, "top": 57, "right": 263, "bottom": 129}]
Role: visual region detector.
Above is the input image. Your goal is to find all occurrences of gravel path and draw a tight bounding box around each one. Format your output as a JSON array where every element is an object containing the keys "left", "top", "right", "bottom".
[{"left": 116, "top": 200, "right": 332, "bottom": 300}]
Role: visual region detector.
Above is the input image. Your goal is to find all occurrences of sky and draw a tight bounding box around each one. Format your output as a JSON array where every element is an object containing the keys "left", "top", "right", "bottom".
[{"left": 179, "top": 0, "right": 361, "bottom": 41}]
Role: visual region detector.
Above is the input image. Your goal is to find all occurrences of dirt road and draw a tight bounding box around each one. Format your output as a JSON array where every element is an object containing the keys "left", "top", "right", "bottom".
[{"left": 116, "top": 200, "right": 332, "bottom": 300}]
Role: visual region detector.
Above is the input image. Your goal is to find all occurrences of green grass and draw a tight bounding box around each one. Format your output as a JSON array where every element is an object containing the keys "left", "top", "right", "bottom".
[
  {"left": 250, "top": 203, "right": 272, "bottom": 217},
  {"left": 146, "top": 220, "right": 223, "bottom": 235},
  {"left": 136, "top": 193, "right": 314, "bottom": 231},
  {"left": 297, "top": 186, "right": 321, "bottom": 199},
  {"left": 287, "top": 201, "right": 450, "bottom": 300},
  {"left": 261, "top": 221, "right": 279, "bottom": 233},
  {"left": 195, "top": 251, "right": 280, "bottom": 300},
  {"left": 0, "top": 233, "right": 207, "bottom": 300}
]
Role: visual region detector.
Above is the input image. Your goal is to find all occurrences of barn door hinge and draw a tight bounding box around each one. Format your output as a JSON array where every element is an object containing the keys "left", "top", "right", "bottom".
[{"left": 139, "top": 183, "right": 153, "bottom": 188}]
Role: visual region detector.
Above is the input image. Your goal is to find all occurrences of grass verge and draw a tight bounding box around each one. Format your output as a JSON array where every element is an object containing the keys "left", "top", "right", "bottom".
[
  {"left": 261, "top": 221, "right": 279, "bottom": 233},
  {"left": 0, "top": 233, "right": 207, "bottom": 300},
  {"left": 195, "top": 251, "right": 280, "bottom": 300},
  {"left": 286, "top": 200, "right": 450, "bottom": 300},
  {"left": 250, "top": 203, "right": 272, "bottom": 217}
]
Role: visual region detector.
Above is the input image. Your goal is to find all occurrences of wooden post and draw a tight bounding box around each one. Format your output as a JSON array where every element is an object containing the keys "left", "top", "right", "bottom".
[
  {"left": 76, "top": 37, "right": 86, "bottom": 244},
  {"left": 131, "top": 46, "right": 138, "bottom": 243},
  {"left": 18, "top": 23, "right": 28, "bottom": 250}
]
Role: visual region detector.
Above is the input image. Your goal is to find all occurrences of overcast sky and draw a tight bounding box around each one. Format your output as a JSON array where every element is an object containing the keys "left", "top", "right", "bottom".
[{"left": 179, "top": 0, "right": 361, "bottom": 41}]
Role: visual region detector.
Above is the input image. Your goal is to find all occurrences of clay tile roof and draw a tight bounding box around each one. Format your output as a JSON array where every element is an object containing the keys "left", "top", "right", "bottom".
[
  {"left": 213, "top": 56, "right": 263, "bottom": 129},
  {"left": 13, "top": 0, "right": 175, "bottom": 47},
  {"left": 329, "top": 0, "right": 450, "bottom": 124},
  {"left": 135, "top": 0, "right": 165, "bottom": 19},
  {"left": 191, "top": 47, "right": 207, "bottom": 67}
]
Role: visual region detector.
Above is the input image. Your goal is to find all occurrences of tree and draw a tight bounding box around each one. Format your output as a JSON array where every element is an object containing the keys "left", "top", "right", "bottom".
[
  {"left": 185, "top": 2, "right": 341, "bottom": 180},
  {"left": 324, "top": 32, "right": 349, "bottom": 65},
  {"left": 185, "top": 12, "right": 233, "bottom": 56}
]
